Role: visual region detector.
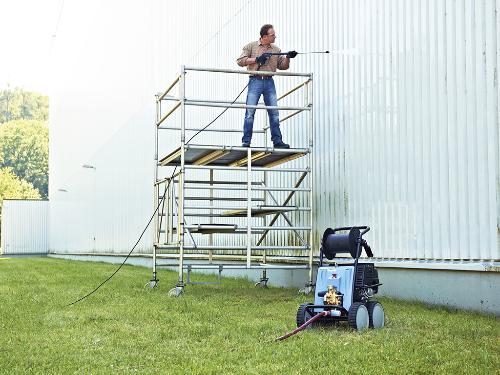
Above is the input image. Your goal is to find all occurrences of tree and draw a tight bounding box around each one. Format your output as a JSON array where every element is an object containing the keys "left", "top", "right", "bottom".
[
  {"left": 0, "top": 120, "right": 48, "bottom": 197},
  {"left": 0, "top": 87, "right": 48, "bottom": 123},
  {"left": 0, "top": 167, "right": 41, "bottom": 202},
  {"left": 0, "top": 167, "right": 41, "bottom": 242}
]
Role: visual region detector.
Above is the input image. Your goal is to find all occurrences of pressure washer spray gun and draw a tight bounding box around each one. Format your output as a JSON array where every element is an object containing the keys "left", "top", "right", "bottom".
[{"left": 256, "top": 50, "right": 330, "bottom": 66}]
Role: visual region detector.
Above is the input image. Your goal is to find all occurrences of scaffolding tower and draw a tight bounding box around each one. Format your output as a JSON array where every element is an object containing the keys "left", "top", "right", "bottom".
[{"left": 151, "top": 66, "right": 314, "bottom": 296}]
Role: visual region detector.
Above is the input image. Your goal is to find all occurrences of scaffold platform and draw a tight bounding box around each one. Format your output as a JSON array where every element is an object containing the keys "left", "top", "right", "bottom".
[{"left": 159, "top": 145, "right": 308, "bottom": 168}]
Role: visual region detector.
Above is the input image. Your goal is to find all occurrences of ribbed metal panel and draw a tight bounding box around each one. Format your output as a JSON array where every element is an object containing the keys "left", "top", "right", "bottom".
[
  {"left": 48, "top": 1, "right": 156, "bottom": 255},
  {"left": 50, "top": 0, "right": 499, "bottom": 262},
  {"left": 1, "top": 200, "right": 48, "bottom": 255},
  {"left": 49, "top": 109, "right": 154, "bottom": 255},
  {"left": 153, "top": 0, "right": 499, "bottom": 261}
]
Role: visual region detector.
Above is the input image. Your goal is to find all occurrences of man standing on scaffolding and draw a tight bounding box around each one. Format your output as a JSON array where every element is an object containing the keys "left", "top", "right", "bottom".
[{"left": 237, "top": 24, "right": 297, "bottom": 148}]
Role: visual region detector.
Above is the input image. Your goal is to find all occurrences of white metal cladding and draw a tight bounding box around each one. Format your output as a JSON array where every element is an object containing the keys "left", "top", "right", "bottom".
[
  {"left": 50, "top": 1, "right": 499, "bottom": 262},
  {"left": 49, "top": 1, "right": 156, "bottom": 255},
  {"left": 1, "top": 200, "right": 48, "bottom": 255},
  {"left": 49, "top": 108, "right": 154, "bottom": 255},
  {"left": 152, "top": 0, "right": 499, "bottom": 261}
]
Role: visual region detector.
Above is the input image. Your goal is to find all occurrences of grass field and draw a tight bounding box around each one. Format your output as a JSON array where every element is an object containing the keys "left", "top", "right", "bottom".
[{"left": 0, "top": 257, "right": 498, "bottom": 374}]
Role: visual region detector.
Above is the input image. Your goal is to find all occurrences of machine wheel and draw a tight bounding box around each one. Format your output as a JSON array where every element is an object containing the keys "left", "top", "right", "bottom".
[
  {"left": 348, "top": 302, "right": 369, "bottom": 330},
  {"left": 296, "top": 303, "right": 314, "bottom": 328},
  {"left": 366, "top": 300, "right": 385, "bottom": 328}
]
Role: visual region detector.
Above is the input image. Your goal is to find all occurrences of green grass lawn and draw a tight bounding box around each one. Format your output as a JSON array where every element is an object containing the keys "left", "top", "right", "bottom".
[{"left": 0, "top": 257, "right": 498, "bottom": 374}]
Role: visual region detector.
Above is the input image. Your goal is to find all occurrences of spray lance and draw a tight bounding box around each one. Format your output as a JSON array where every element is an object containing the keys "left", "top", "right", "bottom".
[{"left": 256, "top": 50, "right": 330, "bottom": 65}]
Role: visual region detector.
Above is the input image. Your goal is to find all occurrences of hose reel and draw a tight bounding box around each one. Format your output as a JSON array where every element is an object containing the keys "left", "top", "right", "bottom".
[{"left": 320, "top": 227, "right": 373, "bottom": 260}]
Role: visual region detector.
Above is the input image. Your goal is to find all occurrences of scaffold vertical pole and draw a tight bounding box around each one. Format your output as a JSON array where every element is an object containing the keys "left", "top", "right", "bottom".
[
  {"left": 262, "top": 105, "right": 269, "bottom": 281},
  {"left": 150, "top": 94, "right": 160, "bottom": 287},
  {"left": 178, "top": 65, "right": 186, "bottom": 289},
  {"left": 307, "top": 73, "right": 315, "bottom": 287},
  {"left": 209, "top": 169, "right": 214, "bottom": 263},
  {"left": 166, "top": 179, "right": 170, "bottom": 243},
  {"left": 246, "top": 146, "right": 252, "bottom": 268}
]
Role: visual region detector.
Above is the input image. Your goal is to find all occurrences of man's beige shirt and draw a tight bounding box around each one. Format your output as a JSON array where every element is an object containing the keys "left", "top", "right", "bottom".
[{"left": 237, "top": 40, "right": 290, "bottom": 73}]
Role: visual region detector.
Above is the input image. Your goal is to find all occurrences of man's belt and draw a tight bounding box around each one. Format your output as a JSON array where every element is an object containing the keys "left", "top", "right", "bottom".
[{"left": 250, "top": 75, "right": 272, "bottom": 79}]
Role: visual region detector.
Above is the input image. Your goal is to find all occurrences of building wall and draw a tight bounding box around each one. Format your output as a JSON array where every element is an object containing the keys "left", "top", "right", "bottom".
[
  {"left": 48, "top": 110, "right": 155, "bottom": 254},
  {"left": 50, "top": 1, "right": 499, "bottom": 265},
  {"left": 156, "top": 0, "right": 500, "bottom": 261},
  {"left": 1, "top": 200, "right": 48, "bottom": 255}
]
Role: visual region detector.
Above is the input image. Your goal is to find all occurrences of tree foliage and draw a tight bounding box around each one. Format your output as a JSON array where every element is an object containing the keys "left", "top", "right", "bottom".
[
  {"left": 0, "top": 87, "right": 49, "bottom": 123},
  {"left": 0, "top": 167, "right": 41, "bottom": 205},
  {"left": 0, "top": 168, "right": 41, "bottom": 239},
  {"left": 0, "top": 120, "right": 49, "bottom": 198}
]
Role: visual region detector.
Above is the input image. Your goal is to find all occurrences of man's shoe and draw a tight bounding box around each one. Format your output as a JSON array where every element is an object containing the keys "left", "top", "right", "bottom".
[
  {"left": 273, "top": 141, "right": 290, "bottom": 149},
  {"left": 242, "top": 142, "right": 251, "bottom": 147}
]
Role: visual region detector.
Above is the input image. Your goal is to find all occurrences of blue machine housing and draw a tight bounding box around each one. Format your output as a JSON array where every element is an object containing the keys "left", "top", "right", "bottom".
[{"left": 314, "top": 266, "right": 355, "bottom": 312}]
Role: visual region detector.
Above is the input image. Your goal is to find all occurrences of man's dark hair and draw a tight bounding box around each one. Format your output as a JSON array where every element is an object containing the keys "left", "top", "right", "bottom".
[{"left": 260, "top": 24, "right": 273, "bottom": 37}]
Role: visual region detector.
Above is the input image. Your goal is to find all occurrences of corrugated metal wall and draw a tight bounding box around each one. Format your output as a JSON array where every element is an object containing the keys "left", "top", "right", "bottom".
[
  {"left": 49, "top": 109, "right": 154, "bottom": 254},
  {"left": 153, "top": 0, "right": 499, "bottom": 261},
  {"left": 1, "top": 200, "right": 48, "bottom": 255},
  {"left": 50, "top": 0, "right": 499, "bottom": 263},
  {"left": 49, "top": 1, "right": 155, "bottom": 255}
]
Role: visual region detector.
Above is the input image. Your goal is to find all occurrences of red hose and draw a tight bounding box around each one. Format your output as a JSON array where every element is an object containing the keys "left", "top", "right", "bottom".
[{"left": 276, "top": 311, "right": 329, "bottom": 341}]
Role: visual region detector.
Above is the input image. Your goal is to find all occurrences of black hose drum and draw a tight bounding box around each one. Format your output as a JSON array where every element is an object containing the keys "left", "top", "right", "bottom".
[{"left": 321, "top": 227, "right": 362, "bottom": 260}]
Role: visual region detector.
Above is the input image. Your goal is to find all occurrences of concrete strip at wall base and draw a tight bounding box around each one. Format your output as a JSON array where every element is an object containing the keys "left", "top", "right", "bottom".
[
  {"left": 49, "top": 254, "right": 500, "bottom": 316},
  {"left": 0, "top": 254, "right": 47, "bottom": 258},
  {"left": 49, "top": 253, "right": 311, "bottom": 290},
  {"left": 377, "top": 268, "right": 499, "bottom": 316}
]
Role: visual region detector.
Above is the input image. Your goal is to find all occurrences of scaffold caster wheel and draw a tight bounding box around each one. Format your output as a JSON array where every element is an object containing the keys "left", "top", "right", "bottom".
[
  {"left": 168, "top": 286, "right": 184, "bottom": 297},
  {"left": 298, "top": 285, "right": 314, "bottom": 295},
  {"left": 255, "top": 278, "right": 269, "bottom": 288},
  {"left": 146, "top": 279, "right": 158, "bottom": 289}
]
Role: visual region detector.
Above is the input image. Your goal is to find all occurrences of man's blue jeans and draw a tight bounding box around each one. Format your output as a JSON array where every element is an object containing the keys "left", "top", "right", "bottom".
[{"left": 242, "top": 76, "right": 283, "bottom": 145}]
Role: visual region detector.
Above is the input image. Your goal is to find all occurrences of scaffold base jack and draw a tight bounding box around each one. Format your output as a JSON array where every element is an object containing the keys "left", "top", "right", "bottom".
[
  {"left": 168, "top": 284, "right": 185, "bottom": 297},
  {"left": 255, "top": 270, "right": 269, "bottom": 288},
  {"left": 147, "top": 278, "right": 159, "bottom": 289},
  {"left": 298, "top": 282, "right": 315, "bottom": 295}
]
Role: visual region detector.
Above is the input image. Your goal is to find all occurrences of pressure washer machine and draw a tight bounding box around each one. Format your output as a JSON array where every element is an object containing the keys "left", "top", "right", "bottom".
[{"left": 277, "top": 226, "right": 384, "bottom": 340}]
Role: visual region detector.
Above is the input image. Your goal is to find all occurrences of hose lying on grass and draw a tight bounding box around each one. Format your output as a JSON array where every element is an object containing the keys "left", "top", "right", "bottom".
[{"left": 276, "top": 311, "right": 330, "bottom": 341}]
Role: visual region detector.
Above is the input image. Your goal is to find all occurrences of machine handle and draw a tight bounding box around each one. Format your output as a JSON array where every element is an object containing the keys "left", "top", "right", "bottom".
[
  {"left": 332, "top": 226, "right": 370, "bottom": 235},
  {"left": 361, "top": 239, "right": 373, "bottom": 257}
]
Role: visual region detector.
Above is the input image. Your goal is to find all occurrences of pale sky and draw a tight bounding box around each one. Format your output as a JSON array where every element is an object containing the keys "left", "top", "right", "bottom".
[{"left": 0, "top": 0, "right": 63, "bottom": 94}]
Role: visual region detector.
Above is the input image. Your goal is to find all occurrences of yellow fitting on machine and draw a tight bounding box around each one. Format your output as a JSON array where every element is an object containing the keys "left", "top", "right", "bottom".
[{"left": 324, "top": 285, "right": 342, "bottom": 306}]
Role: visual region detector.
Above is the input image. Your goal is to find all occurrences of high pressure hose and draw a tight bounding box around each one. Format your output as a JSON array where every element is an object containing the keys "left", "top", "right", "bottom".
[
  {"left": 66, "top": 64, "right": 261, "bottom": 306},
  {"left": 67, "top": 50, "right": 328, "bottom": 306},
  {"left": 276, "top": 311, "right": 330, "bottom": 341}
]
